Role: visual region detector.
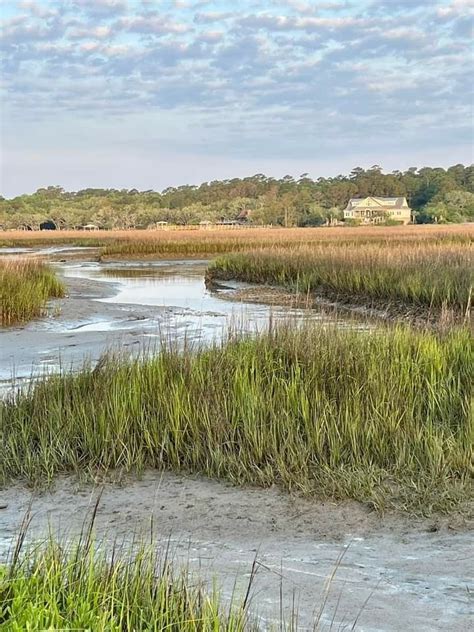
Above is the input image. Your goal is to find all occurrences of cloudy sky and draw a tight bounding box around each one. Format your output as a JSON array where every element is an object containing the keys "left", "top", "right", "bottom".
[{"left": 1, "top": 0, "right": 473, "bottom": 196}]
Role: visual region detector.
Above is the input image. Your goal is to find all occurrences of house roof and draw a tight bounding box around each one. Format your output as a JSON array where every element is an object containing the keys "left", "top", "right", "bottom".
[{"left": 345, "top": 196, "right": 409, "bottom": 211}]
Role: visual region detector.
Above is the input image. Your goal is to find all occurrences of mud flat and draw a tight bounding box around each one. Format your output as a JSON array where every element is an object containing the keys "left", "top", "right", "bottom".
[
  {"left": 206, "top": 281, "right": 463, "bottom": 330},
  {"left": 0, "top": 471, "right": 472, "bottom": 631}
]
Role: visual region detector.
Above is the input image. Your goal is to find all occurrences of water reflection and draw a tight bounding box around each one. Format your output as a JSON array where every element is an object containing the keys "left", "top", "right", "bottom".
[
  {"left": 61, "top": 260, "right": 321, "bottom": 336},
  {"left": 1, "top": 258, "right": 366, "bottom": 394}
]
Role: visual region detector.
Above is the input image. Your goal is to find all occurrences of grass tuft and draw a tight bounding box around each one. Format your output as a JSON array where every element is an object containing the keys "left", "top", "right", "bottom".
[
  {"left": 0, "top": 258, "right": 64, "bottom": 326},
  {"left": 1, "top": 324, "right": 472, "bottom": 513},
  {"left": 0, "top": 533, "right": 253, "bottom": 630}
]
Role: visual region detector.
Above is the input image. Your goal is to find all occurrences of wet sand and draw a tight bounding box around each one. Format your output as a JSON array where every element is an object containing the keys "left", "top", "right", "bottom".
[
  {"left": 0, "top": 271, "right": 157, "bottom": 385},
  {"left": 0, "top": 472, "right": 472, "bottom": 631}
]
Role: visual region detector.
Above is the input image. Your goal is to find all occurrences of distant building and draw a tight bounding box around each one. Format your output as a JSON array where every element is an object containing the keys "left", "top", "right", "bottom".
[
  {"left": 149, "top": 221, "right": 169, "bottom": 230},
  {"left": 40, "top": 220, "right": 57, "bottom": 231},
  {"left": 343, "top": 197, "right": 411, "bottom": 225}
]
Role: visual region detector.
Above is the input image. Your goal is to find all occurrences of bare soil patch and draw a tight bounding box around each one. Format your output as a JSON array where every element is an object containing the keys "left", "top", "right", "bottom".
[{"left": 0, "top": 471, "right": 472, "bottom": 631}]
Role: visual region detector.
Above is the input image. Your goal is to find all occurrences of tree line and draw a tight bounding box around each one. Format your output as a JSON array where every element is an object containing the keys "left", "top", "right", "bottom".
[{"left": 1, "top": 164, "right": 473, "bottom": 230}]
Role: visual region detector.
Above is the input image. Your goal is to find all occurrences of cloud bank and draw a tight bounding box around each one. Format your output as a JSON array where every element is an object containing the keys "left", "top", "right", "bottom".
[{"left": 1, "top": 0, "right": 473, "bottom": 195}]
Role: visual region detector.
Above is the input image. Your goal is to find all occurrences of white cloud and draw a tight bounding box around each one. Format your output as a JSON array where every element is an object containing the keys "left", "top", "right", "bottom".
[
  {"left": 117, "top": 16, "right": 190, "bottom": 34},
  {"left": 70, "top": 25, "right": 113, "bottom": 39},
  {"left": 72, "top": 0, "right": 128, "bottom": 14},
  {"left": 17, "top": 1, "right": 59, "bottom": 18},
  {"left": 0, "top": 0, "right": 472, "bottom": 196},
  {"left": 437, "top": 0, "right": 474, "bottom": 16},
  {"left": 79, "top": 41, "right": 101, "bottom": 52}
]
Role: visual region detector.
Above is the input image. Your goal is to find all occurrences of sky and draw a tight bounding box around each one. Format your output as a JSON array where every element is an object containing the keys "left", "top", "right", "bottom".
[{"left": 1, "top": 0, "right": 473, "bottom": 197}]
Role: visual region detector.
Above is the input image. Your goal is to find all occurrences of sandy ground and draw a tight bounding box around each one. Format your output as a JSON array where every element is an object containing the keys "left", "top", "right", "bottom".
[{"left": 0, "top": 472, "right": 472, "bottom": 631}]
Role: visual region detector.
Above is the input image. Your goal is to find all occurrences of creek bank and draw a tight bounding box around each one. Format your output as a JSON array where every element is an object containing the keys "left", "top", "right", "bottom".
[
  {"left": 205, "top": 272, "right": 467, "bottom": 329},
  {"left": 0, "top": 471, "right": 472, "bottom": 631}
]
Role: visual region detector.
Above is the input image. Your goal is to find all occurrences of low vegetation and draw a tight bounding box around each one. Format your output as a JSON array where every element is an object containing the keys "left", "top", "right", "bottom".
[
  {"left": 0, "top": 225, "right": 471, "bottom": 515},
  {"left": 0, "top": 258, "right": 64, "bottom": 326},
  {"left": 1, "top": 324, "right": 472, "bottom": 513},
  {"left": 0, "top": 224, "right": 470, "bottom": 255},
  {"left": 208, "top": 240, "right": 473, "bottom": 319},
  {"left": 0, "top": 531, "right": 253, "bottom": 630},
  {"left": 99, "top": 225, "right": 472, "bottom": 261}
]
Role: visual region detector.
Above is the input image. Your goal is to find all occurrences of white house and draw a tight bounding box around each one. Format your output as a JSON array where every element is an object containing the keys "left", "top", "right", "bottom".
[{"left": 343, "top": 197, "right": 412, "bottom": 224}]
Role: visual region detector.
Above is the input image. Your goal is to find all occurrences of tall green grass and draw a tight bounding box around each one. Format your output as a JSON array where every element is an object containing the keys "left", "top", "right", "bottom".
[
  {"left": 0, "top": 533, "right": 253, "bottom": 630},
  {"left": 1, "top": 325, "right": 472, "bottom": 512},
  {"left": 0, "top": 259, "right": 64, "bottom": 326},
  {"left": 208, "top": 242, "right": 473, "bottom": 317}
]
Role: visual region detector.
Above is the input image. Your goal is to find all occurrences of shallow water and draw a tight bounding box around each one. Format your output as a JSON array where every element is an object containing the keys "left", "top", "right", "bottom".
[
  {"left": 59, "top": 259, "right": 328, "bottom": 338},
  {"left": 64, "top": 259, "right": 266, "bottom": 312},
  {"left": 0, "top": 256, "right": 354, "bottom": 392},
  {"left": 0, "top": 246, "right": 35, "bottom": 254}
]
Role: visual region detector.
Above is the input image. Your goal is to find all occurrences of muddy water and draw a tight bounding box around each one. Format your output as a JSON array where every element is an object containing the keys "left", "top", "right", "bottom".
[{"left": 0, "top": 256, "right": 354, "bottom": 391}]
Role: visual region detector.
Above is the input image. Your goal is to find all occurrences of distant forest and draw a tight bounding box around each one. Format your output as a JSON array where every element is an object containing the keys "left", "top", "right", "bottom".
[{"left": 1, "top": 164, "right": 473, "bottom": 230}]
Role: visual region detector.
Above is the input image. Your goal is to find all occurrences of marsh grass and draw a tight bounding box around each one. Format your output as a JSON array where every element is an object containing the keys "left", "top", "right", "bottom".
[
  {"left": 208, "top": 241, "right": 473, "bottom": 318},
  {"left": 0, "top": 225, "right": 471, "bottom": 253},
  {"left": 97, "top": 225, "right": 473, "bottom": 259},
  {"left": 1, "top": 324, "right": 472, "bottom": 513},
  {"left": 0, "top": 518, "right": 254, "bottom": 631},
  {"left": 0, "top": 258, "right": 65, "bottom": 326}
]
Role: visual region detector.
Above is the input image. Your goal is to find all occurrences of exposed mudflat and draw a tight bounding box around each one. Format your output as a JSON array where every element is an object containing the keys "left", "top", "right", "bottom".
[
  {"left": 212, "top": 283, "right": 389, "bottom": 322},
  {"left": 0, "top": 472, "right": 472, "bottom": 631},
  {"left": 207, "top": 281, "right": 463, "bottom": 330},
  {"left": 0, "top": 259, "right": 280, "bottom": 386}
]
